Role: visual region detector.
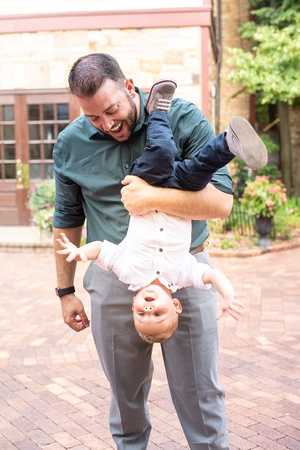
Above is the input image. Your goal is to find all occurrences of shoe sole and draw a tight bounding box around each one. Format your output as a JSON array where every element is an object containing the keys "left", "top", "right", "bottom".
[
  {"left": 145, "top": 78, "right": 177, "bottom": 112},
  {"left": 229, "top": 116, "right": 268, "bottom": 171}
]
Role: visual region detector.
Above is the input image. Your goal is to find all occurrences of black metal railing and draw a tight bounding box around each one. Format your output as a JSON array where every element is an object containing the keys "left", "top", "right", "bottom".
[{"left": 207, "top": 204, "right": 277, "bottom": 238}]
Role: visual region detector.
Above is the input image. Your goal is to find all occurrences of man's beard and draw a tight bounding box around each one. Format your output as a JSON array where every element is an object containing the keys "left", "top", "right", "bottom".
[{"left": 125, "top": 93, "right": 138, "bottom": 138}]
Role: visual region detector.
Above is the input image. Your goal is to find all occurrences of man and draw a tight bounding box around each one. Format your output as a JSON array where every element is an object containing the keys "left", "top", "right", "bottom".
[{"left": 53, "top": 53, "right": 233, "bottom": 449}]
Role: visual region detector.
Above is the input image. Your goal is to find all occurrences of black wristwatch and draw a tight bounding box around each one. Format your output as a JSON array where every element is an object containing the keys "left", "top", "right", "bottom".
[{"left": 55, "top": 286, "right": 75, "bottom": 298}]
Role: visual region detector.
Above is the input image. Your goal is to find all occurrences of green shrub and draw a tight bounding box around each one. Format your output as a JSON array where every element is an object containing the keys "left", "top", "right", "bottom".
[{"left": 28, "top": 179, "right": 55, "bottom": 233}]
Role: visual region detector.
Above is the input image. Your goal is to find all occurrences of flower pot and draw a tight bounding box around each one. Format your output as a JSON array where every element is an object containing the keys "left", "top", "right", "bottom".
[{"left": 255, "top": 216, "right": 273, "bottom": 247}]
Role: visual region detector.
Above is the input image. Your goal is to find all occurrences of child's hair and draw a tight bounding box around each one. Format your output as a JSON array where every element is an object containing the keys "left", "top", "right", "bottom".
[{"left": 135, "top": 315, "right": 179, "bottom": 344}]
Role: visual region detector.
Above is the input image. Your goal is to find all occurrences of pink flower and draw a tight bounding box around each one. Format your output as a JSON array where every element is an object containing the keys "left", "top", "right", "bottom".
[
  {"left": 226, "top": 232, "right": 233, "bottom": 238},
  {"left": 269, "top": 186, "right": 280, "bottom": 194},
  {"left": 265, "top": 200, "right": 274, "bottom": 207},
  {"left": 289, "top": 208, "right": 294, "bottom": 213}
]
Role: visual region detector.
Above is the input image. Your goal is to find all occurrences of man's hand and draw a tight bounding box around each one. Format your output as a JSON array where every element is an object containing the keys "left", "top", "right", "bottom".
[
  {"left": 216, "top": 292, "right": 245, "bottom": 321},
  {"left": 60, "top": 293, "right": 90, "bottom": 332},
  {"left": 121, "top": 175, "right": 155, "bottom": 215}
]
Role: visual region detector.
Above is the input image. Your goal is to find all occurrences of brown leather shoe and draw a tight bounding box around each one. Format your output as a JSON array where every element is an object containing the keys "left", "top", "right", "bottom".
[{"left": 145, "top": 79, "right": 177, "bottom": 115}]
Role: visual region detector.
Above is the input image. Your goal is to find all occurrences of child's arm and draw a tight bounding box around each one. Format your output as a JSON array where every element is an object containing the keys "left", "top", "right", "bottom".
[
  {"left": 202, "top": 267, "right": 245, "bottom": 321},
  {"left": 56, "top": 232, "right": 102, "bottom": 263}
]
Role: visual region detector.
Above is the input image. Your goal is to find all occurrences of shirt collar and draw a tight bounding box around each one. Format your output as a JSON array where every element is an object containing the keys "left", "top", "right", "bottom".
[{"left": 86, "top": 86, "right": 148, "bottom": 140}]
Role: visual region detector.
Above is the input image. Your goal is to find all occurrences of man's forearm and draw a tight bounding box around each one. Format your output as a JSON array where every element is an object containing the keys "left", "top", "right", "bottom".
[
  {"left": 121, "top": 176, "right": 233, "bottom": 219},
  {"left": 53, "top": 226, "right": 82, "bottom": 287},
  {"left": 152, "top": 183, "right": 233, "bottom": 220}
]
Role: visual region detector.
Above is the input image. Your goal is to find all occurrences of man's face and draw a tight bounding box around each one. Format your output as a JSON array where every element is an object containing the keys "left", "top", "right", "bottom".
[
  {"left": 76, "top": 78, "right": 139, "bottom": 142},
  {"left": 132, "top": 284, "right": 182, "bottom": 336}
]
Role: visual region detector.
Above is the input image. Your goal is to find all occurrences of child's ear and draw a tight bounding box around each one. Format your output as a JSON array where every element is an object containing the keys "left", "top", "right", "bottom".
[
  {"left": 173, "top": 298, "right": 182, "bottom": 314},
  {"left": 132, "top": 296, "right": 136, "bottom": 311}
]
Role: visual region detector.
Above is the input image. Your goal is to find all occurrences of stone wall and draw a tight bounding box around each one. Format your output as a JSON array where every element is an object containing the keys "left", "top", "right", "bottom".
[{"left": 0, "top": 27, "right": 204, "bottom": 110}]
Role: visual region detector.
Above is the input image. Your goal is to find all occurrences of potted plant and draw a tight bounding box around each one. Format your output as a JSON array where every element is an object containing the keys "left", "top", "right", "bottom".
[{"left": 238, "top": 176, "right": 288, "bottom": 246}]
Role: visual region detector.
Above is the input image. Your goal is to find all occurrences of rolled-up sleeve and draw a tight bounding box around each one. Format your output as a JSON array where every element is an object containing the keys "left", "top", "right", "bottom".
[{"left": 53, "top": 135, "right": 85, "bottom": 229}]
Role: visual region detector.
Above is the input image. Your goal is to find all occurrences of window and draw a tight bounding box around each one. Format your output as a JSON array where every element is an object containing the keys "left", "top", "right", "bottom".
[
  {"left": 28, "top": 103, "right": 69, "bottom": 180},
  {"left": 0, "top": 105, "right": 16, "bottom": 180}
]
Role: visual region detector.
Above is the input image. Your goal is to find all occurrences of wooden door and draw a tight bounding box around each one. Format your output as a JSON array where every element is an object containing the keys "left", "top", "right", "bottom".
[{"left": 0, "top": 90, "right": 80, "bottom": 225}]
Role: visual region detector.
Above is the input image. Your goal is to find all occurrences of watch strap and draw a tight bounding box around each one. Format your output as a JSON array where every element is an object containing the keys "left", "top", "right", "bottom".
[{"left": 55, "top": 286, "right": 75, "bottom": 297}]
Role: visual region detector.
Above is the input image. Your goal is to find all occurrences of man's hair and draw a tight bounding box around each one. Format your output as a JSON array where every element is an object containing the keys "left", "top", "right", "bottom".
[
  {"left": 68, "top": 53, "right": 126, "bottom": 98},
  {"left": 135, "top": 315, "right": 179, "bottom": 344}
]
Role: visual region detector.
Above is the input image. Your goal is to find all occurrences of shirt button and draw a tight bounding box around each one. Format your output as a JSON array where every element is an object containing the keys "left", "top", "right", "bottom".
[
  {"left": 156, "top": 270, "right": 160, "bottom": 275},
  {"left": 125, "top": 163, "right": 130, "bottom": 169},
  {"left": 159, "top": 248, "right": 163, "bottom": 252},
  {"left": 160, "top": 228, "right": 164, "bottom": 232}
]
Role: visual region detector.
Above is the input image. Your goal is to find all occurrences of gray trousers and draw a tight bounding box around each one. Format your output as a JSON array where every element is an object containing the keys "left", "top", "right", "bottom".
[{"left": 83, "top": 248, "right": 229, "bottom": 449}]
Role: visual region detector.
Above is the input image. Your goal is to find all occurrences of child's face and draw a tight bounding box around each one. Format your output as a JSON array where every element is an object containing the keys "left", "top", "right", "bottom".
[{"left": 132, "top": 284, "right": 182, "bottom": 336}]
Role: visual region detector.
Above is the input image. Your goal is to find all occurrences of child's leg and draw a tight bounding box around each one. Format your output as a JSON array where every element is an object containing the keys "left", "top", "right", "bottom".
[
  {"left": 173, "top": 117, "right": 268, "bottom": 191},
  {"left": 173, "top": 131, "right": 230, "bottom": 191},
  {"left": 130, "top": 111, "right": 178, "bottom": 186}
]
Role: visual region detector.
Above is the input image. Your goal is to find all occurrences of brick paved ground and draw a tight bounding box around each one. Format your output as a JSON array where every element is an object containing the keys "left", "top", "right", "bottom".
[{"left": 0, "top": 248, "right": 299, "bottom": 449}]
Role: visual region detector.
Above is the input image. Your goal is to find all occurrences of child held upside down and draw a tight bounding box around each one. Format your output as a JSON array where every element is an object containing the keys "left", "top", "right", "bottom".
[{"left": 57, "top": 79, "right": 267, "bottom": 344}]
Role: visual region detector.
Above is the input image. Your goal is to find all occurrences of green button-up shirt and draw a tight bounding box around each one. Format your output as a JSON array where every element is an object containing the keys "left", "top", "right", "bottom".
[{"left": 53, "top": 87, "right": 233, "bottom": 250}]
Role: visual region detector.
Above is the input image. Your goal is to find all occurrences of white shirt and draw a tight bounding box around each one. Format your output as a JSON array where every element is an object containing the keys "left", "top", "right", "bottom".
[{"left": 96, "top": 211, "right": 212, "bottom": 293}]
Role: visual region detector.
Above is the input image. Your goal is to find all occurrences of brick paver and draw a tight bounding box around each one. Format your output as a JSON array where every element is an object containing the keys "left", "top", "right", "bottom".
[{"left": 0, "top": 248, "right": 299, "bottom": 449}]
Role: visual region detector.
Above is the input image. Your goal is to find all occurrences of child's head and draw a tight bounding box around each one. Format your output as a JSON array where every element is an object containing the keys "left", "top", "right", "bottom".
[{"left": 132, "top": 282, "right": 182, "bottom": 344}]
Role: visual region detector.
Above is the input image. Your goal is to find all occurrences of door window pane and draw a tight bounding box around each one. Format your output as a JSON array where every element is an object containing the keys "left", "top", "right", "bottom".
[
  {"left": 44, "top": 143, "right": 54, "bottom": 159},
  {"left": 58, "top": 123, "right": 68, "bottom": 134},
  {"left": 42, "top": 104, "right": 54, "bottom": 120},
  {"left": 28, "top": 104, "right": 40, "bottom": 120},
  {"left": 4, "top": 144, "right": 15, "bottom": 160},
  {"left": 29, "top": 143, "right": 41, "bottom": 159},
  {"left": 29, "top": 124, "right": 40, "bottom": 140},
  {"left": 57, "top": 104, "right": 69, "bottom": 120},
  {"left": 30, "top": 163, "right": 42, "bottom": 179},
  {"left": 4, "top": 163, "right": 16, "bottom": 179},
  {"left": 25, "top": 98, "right": 73, "bottom": 183},
  {"left": 3, "top": 124, "right": 15, "bottom": 140},
  {"left": 43, "top": 124, "right": 55, "bottom": 140},
  {"left": 3, "top": 105, "right": 14, "bottom": 121},
  {"left": 45, "top": 163, "right": 54, "bottom": 178}
]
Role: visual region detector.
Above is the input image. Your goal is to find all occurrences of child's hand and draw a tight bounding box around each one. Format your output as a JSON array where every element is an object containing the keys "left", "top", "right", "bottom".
[
  {"left": 56, "top": 233, "right": 87, "bottom": 262},
  {"left": 216, "top": 292, "right": 245, "bottom": 321}
]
